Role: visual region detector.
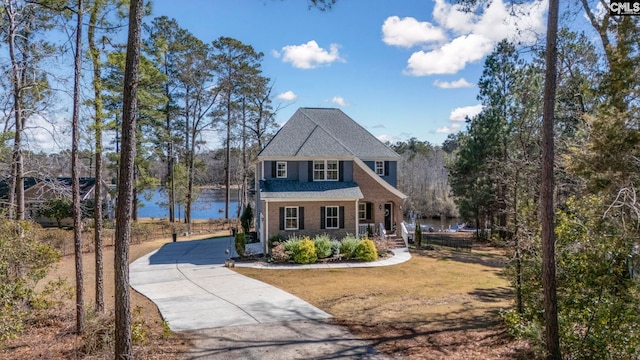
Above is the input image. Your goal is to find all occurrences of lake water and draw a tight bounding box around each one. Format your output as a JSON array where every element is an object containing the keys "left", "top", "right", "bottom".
[
  {"left": 138, "top": 188, "right": 240, "bottom": 220},
  {"left": 404, "top": 216, "right": 461, "bottom": 232}
]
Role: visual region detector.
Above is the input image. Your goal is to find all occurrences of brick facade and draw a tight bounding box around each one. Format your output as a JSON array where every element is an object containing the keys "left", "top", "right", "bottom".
[
  {"left": 263, "top": 200, "right": 358, "bottom": 240},
  {"left": 353, "top": 162, "right": 405, "bottom": 233}
]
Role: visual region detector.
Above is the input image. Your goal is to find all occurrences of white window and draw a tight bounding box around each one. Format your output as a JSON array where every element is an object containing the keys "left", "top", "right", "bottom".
[
  {"left": 358, "top": 203, "right": 367, "bottom": 220},
  {"left": 313, "top": 160, "right": 339, "bottom": 181},
  {"left": 313, "top": 161, "right": 325, "bottom": 180},
  {"left": 375, "top": 161, "right": 385, "bottom": 175},
  {"left": 285, "top": 207, "right": 298, "bottom": 230},
  {"left": 276, "top": 161, "right": 287, "bottom": 178},
  {"left": 327, "top": 160, "right": 338, "bottom": 180},
  {"left": 325, "top": 206, "right": 339, "bottom": 229}
]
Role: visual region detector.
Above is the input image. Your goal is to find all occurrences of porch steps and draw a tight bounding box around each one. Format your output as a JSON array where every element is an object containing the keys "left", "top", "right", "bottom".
[{"left": 385, "top": 234, "right": 406, "bottom": 249}]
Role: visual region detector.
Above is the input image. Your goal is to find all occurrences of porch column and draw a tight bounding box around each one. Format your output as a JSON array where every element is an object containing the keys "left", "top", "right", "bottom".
[
  {"left": 263, "top": 200, "right": 269, "bottom": 255},
  {"left": 355, "top": 199, "right": 359, "bottom": 237}
]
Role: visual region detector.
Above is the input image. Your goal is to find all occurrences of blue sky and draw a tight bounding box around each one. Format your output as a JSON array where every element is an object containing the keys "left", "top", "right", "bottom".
[
  {"left": 147, "top": 0, "right": 548, "bottom": 146},
  {"left": 22, "top": 0, "right": 547, "bottom": 152}
]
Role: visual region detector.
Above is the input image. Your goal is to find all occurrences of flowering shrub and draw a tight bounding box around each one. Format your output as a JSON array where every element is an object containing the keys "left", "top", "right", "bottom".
[
  {"left": 355, "top": 239, "right": 378, "bottom": 262},
  {"left": 293, "top": 237, "right": 317, "bottom": 264}
]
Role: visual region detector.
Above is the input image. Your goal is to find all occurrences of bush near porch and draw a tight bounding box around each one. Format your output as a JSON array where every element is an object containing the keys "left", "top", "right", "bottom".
[{"left": 269, "top": 233, "right": 384, "bottom": 264}]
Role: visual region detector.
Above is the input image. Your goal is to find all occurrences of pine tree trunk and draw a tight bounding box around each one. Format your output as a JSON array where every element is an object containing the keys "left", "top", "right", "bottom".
[
  {"left": 88, "top": 0, "right": 105, "bottom": 314},
  {"left": 115, "top": 0, "right": 142, "bottom": 357},
  {"left": 71, "top": 0, "right": 85, "bottom": 335},
  {"left": 541, "top": 0, "right": 561, "bottom": 357},
  {"left": 5, "top": 1, "right": 24, "bottom": 221},
  {"left": 225, "top": 93, "right": 231, "bottom": 220}
]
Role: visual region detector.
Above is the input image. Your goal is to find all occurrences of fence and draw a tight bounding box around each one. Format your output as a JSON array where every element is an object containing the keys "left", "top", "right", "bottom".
[{"left": 422, "top": 233, "right": 473, "bottom": 250}]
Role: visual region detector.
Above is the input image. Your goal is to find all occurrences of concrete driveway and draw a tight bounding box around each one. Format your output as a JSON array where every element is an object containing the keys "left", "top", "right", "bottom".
[
  {"left": 130, "top": 237, "right": 396, "bottom": 359},
  {"left": 130, "top": 237, "right": 331, "bottom": 331}
]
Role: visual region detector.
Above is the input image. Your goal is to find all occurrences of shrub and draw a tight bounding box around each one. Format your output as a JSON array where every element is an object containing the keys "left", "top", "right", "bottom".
[
  {"left": 415, "top": 222, "right": 422, "bottom": 247},
  {"left": 0, "top": 218, "right": 60, "bottom": 343},
  {"left": 313, "top": 234, "right": 333, "bottom": 259},
  {"left": 82, "top": 308, "right": 114, "bottom": 355},
  {"left": 355, "top": 239, "right": 378, "bottom": 262},
  {"left": 38, "top": 198, "right": 72, "bottom": 228},
  {"left": 283, "top": 236, "right": 302, "bottom": 254},
  {"left": 270, "top": 242, "right": 290, "bottom": 263},
  {"left": 373, "top": 238, "right": 389, "bottom": 257},
  {"left": 268, "top": 233, "right": 286, "bottom": 250},
  {"left": 234, "top": 232, "right": 246, "bottom": 257},
  {"left": 240, "top": 204, "right": 253, "bottom": 234},
  {"left": 339, "top": 235, "right": 360, "bottom": 260},
  {"left": 292, "top": 237, "right": 317, "bottom": 264},
  {"left": 37, "top": 228, "right": 72, "bottom": 256},
  {"left": 330, "top": 240, "right": 341, "bottom": 256}
]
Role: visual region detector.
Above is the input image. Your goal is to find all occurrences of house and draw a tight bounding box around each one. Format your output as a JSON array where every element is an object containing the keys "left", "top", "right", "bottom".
[
  {"left": 254, "top": 107, "right": 407, "bottom": 253},
  {"left": 0, "top": 177, "right": 115, "bottom": 227}
]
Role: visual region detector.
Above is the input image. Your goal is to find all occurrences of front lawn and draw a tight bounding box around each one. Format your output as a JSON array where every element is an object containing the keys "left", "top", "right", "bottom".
[{"left": 234, "top": 245, "right": 534, "bottom": 359}]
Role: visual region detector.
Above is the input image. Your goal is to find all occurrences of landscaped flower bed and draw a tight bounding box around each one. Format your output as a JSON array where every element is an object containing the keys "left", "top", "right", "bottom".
[{"left": 269, "top": 234, "right": 387, "bottom": 264}]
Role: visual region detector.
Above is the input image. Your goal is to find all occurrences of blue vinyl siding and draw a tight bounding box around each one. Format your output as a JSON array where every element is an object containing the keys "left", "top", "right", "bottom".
[
  {"left": 265, "top": 160, "right": 397, "bottom": 185},
  {"left": 363, "top": 160, "right": 398, "bottom": 188}
]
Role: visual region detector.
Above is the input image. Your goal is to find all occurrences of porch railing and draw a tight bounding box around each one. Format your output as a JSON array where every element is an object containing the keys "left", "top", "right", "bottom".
[
  {"left": 358, "top": 223, "right": 375, "bottom": 237},
  {"left": 400, "top": 221, "right": 409, "bottom": 248}
]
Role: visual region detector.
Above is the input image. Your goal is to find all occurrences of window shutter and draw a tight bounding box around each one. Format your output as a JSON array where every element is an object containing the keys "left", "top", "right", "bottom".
[
  {"left": 339, "top": 161, "right": 344, "bottom": 181},
  {"left": 384, "top": 161, "right": 390, "bottom": 176},
  {"left": 279, "top": 207, "right": 284, "bottom": 230},
  {"left": 308, "top": 161, "right": 313, "bottom": 182},
  {"left": 366, "top": 203, "right": 372, "bottom": 220},
  {"left": 339, "top": 206, "right": 345, "bottom": 228},
  {"left": 299, "top": 207, "right": 304, "bottom": 229},
  {"left": 272, "top": 161, "right": 277, "bottom": 178},
  {"left": 320, "top": 207, "right": 325, "bottom": 229}
]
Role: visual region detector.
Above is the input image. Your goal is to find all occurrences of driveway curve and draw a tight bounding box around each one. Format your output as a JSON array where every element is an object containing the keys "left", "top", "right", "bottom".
[
  {"left": 130, "top": 237, "right": 332, "bottom": 331},
  {"left": 130, "top": 237, "right": 406, "bottom": 359}
]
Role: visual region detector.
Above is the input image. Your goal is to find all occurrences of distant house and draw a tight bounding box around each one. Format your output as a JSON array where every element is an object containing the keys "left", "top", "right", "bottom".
[
  {"left": 254, "top": 107, "right": 407, "bottom": 252},
  {"left": 0, "top": 177, "right": 114, "bottom": 227}
]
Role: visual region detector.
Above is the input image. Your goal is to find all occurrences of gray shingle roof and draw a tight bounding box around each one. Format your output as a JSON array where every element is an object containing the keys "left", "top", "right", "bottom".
[
  {"left": 260, "top": 180, "right": 363, "bottom": 199},
  {"left": 258, "top": 108, "right": 400, "bottom": 159}
]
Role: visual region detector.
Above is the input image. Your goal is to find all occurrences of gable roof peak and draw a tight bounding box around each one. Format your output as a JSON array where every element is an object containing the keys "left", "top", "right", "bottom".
[{"left": 258, "top": 107, "right": 400, "bottom": 160}]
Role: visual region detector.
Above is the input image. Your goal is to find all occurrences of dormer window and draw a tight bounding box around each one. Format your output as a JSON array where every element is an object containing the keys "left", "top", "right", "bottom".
[
  {"left": 313, "top": 160, "right": 338, "bottom": 181},
  {"left": 375, "top": 161, "right": 385, "bottom": 176},
  {"left": 276, "top": 161, "right": 287, "bottom": 178}
]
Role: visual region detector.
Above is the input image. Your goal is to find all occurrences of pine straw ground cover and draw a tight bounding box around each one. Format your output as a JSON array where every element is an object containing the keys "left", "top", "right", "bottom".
[
  {"left": 1, "top": 222, "right": 233, "bottom": 360},
  {"left": 234, "top": 243, "right": 534, "bottom": 359}
]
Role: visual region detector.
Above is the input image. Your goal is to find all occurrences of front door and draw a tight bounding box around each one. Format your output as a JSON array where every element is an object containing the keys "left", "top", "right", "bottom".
[{"left": 384, "top": 203, "right": 392, "bottom": 231}]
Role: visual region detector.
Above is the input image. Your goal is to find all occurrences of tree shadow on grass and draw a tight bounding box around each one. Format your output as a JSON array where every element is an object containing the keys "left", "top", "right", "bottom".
[
  {"left": 412, "top": 246, "right": 507, "bottom": 269},
  {"left": 336, "top": 307, "right": 533, "bottom": 359}
]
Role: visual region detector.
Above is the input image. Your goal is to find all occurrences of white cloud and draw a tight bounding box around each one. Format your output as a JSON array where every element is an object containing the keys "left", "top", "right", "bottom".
[
  {"left": 405, "top": 34, "right": 494, "bottom": 75},
  {"left": 277, "top": 90, "right": 297, "bottom": 101},
  {"left": 331, "top": 96, "right": 348, "bottom": 107},
  {"left": 280, "top": 40, "right": 343, "bottom": 69},
  {"left": 390, "top": 0, "right": 546, "bottom": 76},
  {"left": 433, "top": 78, "right": 474, "bottom": 89},
  {"left": 271, "top": 49, "right": 281, "bottom": 58},
  {"left": 435, "top": 123, "right": 462, "bottom": 134},
  {"left": 381, "top": 16, "right": 446, "bottom": 48},
  {"left": 449, "top": 104, "right": 483, "bottom": 121},
  {"left": 377, "top": 134, "right": 400, "bottom": 144},
  {"left": 24, "top": 114, "right": 70, "bottom": 153}
]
